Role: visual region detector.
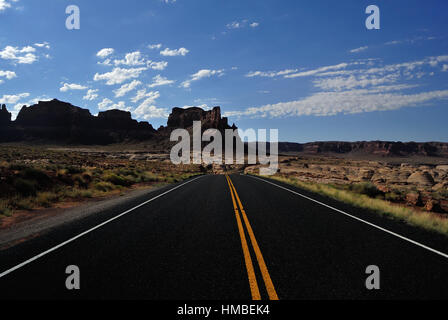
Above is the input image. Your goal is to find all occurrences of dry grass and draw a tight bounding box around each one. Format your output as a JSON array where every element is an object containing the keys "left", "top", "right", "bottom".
[
  {"left": 0, "top": 145, "right": 203, "bottom": 219},
  {"left": 265, "top": 174, "right": 448, "bottom": 236}
]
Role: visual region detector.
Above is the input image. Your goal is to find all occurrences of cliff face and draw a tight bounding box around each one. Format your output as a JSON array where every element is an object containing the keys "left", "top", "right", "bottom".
[
  {"left": 167, "top": 106, "right": 235, "bottom": 131},
  {"left": 1, "top": 99, "right": 156, "bottom": 144},
  {"left": 278, "top": 141, "right": 448, "bottom": 157},
  {"left": 0, "top": 104, "right": 11, "bottom": 126},
  {"left": 0, "top": 100, "right": 233, "bottom": 146},
  {"left": 1, "top": 99, "right": 447, "bottom": 157}
]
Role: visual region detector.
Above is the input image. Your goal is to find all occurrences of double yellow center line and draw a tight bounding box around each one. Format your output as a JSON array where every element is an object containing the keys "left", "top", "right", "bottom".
[{"left": 225, "top": 175, "right": 279, "bottom": 300}]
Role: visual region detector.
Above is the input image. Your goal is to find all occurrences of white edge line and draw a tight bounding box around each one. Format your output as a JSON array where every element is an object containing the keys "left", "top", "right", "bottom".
[
  {"left": 247, "top": 174, "right": 448, "bottom": 260},
  {"left": 0, "top": 176, "right": 204, "bottom": 279}
]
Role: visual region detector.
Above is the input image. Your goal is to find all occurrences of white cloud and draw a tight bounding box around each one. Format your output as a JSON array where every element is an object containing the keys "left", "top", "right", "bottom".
[
  {"left": 0, "top": 45, "right": 37, "bottom": 64},
  {"left": 114, "top": 51, "right": 146, "bottom": 66},
  {"left": 98, "top": 59, "right": 112, "bottom": 66},
  {"left": 93, "top": 67, "right": 147, "bottom": 85},
  {"left": 148, "top": 43, "right": 162, "bottom": 50},
  {"left": 98, "top": 98, "right": 113, "bottom": 111},
  {"left": 0, "top": 92, "right": 29, "bottom": 105},
  {"left": 131, "top": 89, "right": 160, "bottom": 104},
  {"left": 443, "top": 65, "right": 448, "bottom": 72},
  {"left": 181, "top": 69, "right": 224, "bottom": 88},
  {"left": 0, "top": 70, "right": 17, "bottom": 80},
  {"left": 34, "top": 42, "right": 50, "bottom": 49},
  {"left": 313, "top": 74, "right": 400, "bottom": 91},
  {"left": 148, "top": 74, "right": 175, "bottom": 88},
  {"left": 0, "top": 0, "right": 18, "bottom": 12},
  {"left": 246, "top": 69, "right": 299, "bottom": 78},
  {"left": 226, "top": 20, "right": 258, "bottom": 30},
  {"left": 160, "top": 47, "right": 189, "bottom": 56},
  {"left": 59, "top": 83, "right": 88, "bottom": 92},
  {"left": 134, "top": 101, "right": 168, "bottom": 120},
  {"left": 350, "top": 46, "right": 368, "bottom": 53},
  {"left": 148, "top": 61, "right": 168, "bottom": 70},
  {"left": 113, "top": 80, "right": 141, "bottom": 97},
  {"left": 96, "top": 48, "right": 114, "bottom": 58},
  {"left": 284, "top": 63, "right": 350, "bottom": 78},
  {"left": 226, "top": 21, "right": 242, "bottom": 29},
  {"left": 225, "top": 88, "right": 448, "bottom": 119},
  {"left": 83, "top": 89, "right": 99, "bottom": 101}
]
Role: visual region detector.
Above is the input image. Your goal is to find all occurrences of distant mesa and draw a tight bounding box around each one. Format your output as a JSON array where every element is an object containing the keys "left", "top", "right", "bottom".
[
  {"left": 0, "top": 99, "right": 235, "bottom": 146},
  {"left": 167, "top": 106, "right": 236, "bottom": 132},
  {"left": 0, "top": 99, "right": 447, "bottom": 158}
]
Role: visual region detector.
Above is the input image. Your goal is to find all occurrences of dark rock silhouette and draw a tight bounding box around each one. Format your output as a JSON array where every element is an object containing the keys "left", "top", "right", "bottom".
[
  {"left": 0, "top": 104, "right": 11, "bottom": 125},
  {"left": 167, "top": 106, "right": 236, "bottom": 131},
  {"left": 1, "top": 99, "right": 156, "bottom": 144}
]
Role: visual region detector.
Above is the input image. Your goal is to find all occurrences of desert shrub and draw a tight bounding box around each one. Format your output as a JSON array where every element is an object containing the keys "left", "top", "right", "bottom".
[
  {"left": 66, "top": 166, "right": 83, "bottom": 175},
  {"left": 73, "top": 174, "right": 90, "bottom": 189},
  {"left": 13, "top": 178, "right": 37, "bottom": 196},
  {"left": 63, "top": 188, "right": 93, "bottom": 199},
  {"left": 385, "top": 192, "right": 402, "bottom": 202},
  {"left": 21, "top": 167, "right": 50, "bottom": 184},
  {"left": 12, "top": 197, "right": 33, "bottom": 210},
  {"left": 350, "top": 182, "right": 383, "bottom": 198},
  {"left": 141, "top": 172, "right": 159, "bottom": 182},
  {"left": 8, "top": 164, "right": 28, "bottom": 171},
  {"left": 36, "top": 192, "right": 60, "bottom": 207},
  {"left": 103, "top": 173, "right": 133, "bottom": 186},
  {"left": 94, "top": 181, "right": 116, "bottom": 192},
  {"left": 0, "top": 202, "right": 12, "bottom": 216}
]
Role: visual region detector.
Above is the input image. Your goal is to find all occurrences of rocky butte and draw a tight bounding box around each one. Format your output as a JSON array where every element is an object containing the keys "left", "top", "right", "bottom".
[
  {"left": 0, "top": 99, "right": 235, "bottom": 146},
  {"left": 0, "top": 98, "right": 447, "bottom": 158}
]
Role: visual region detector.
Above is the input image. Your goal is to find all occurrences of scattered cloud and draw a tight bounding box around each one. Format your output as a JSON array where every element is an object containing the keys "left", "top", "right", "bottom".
[
  {"left": 350, "top": 46, "right": 368, "bottom": 53},
  {"left": 96, "top": 48, "right": 114, "bottom": 58},
  {"left": 83, "top": 89, "right": 99, "bottom": 101},
  {"left": 284, "top": 63, "right": 351, "bottom": 78},
  {"left": 59, "top": 83, "right": 88, "bottom": 92},
  {"left": 181, "top": 69, "right": 224, "bottom": 88},
  {"left": 0, "top": 0, "right": 19, "bottom": 12},
  {"left": 148, "top": 43, "right": 162, "bottom": 50},
  {"left": 134, "top": 103, "right": 168, "bottom": 120},
  {"left": 148, "top": 61, "right": 168, "bottom": 70},
  {"left": 160, "top": 47, "right": 189, "bottom": 57},
  {"left": 34, "top": 42, "right": 50, "bottom": 49},
  {"left": 113, "top": 80, "right": 141, "bottom": 97},
  {"left": 246, "top": 69, "right": 299, "bottom": 78},
  {"left": 226, "top": 20, "right": 259, "bottom": 30},
  {"left": 114, "top": 51, "right": 146, "bottom": 66},
  {"left": 93, "top": 67, "right": 147, "bottom": 85},
  {"left": 0, "top": 70, "right": 17, "bottom": 81},
  {"left": 0, "top": 92, "right": 29, "bottom": 105},
  {"left": 0, "top": 45, "right": 37, "bottom": 64},
  {"left": 131, "top": 89, "right": 160, "bottom": 104},
  {"left": 148, "top": 74, "right": 175, "bottom": 88},
  {"left": 98, "top": 98, "right": 132, "bottom": 112}
]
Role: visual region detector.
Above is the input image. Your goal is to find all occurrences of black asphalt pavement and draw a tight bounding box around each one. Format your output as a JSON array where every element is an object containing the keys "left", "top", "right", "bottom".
[{"left": 0, "top": 174, "right": 447, "bottom": 300}]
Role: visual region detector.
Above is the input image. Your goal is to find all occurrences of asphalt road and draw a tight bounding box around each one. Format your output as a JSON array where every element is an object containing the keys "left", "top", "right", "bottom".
[{"left": 0, "top": 174, "right": 447, "bottom": 300}]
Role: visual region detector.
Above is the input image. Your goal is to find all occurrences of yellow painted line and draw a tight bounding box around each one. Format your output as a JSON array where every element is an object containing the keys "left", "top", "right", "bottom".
[
  {"left": 228, "top": 176, "right": 280, "bottom": 301},
  {"left": 226, "top": 175, "right": 261, "bottom": 300}
]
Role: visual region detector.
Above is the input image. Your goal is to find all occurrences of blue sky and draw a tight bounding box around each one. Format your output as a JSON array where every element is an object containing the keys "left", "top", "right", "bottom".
[{"left": 0, "top": 0, "right": 447, "bottom": 142}]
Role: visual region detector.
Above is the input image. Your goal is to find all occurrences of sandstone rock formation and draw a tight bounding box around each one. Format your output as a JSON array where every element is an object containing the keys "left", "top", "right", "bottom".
[
  {"left": 1, "top": 99, "right": 156, "bottom": 144},
  {"left": 167, "top": 106, "right": 235, "bottom": 131},
  {"left": 277, "top": 141, "right": 448, "bottom": 158},
  {"left": 407, "top": 171, "right": 435, "bottom": 186}
]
